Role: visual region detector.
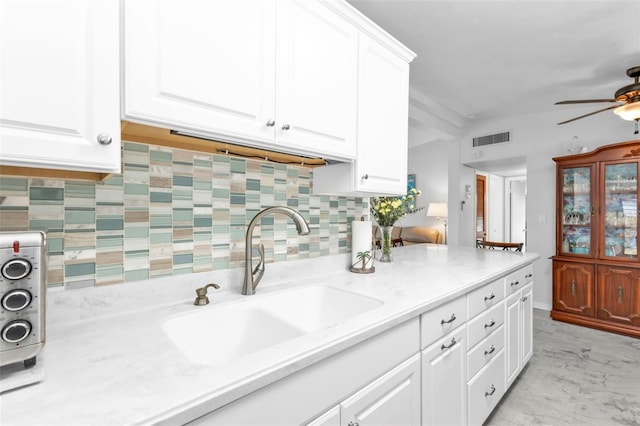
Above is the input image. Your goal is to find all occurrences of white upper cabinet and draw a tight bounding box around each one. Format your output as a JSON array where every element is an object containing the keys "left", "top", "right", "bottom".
[
  {"left": 313, "top": 17, "right": 415, "bottom": 196},
  {"left": 123, "top": 0, "right": 357, "bottom": 160},
  {"left": 123, "top": 0, "right": 276, "bottom": 147},
  {"left": 354, "top": 33, "right": 410, "bottom": 194},
  {"left": 0, "top": 0, "right": 121, "bottom": 173},
  {"left": 275, "top": 0, "right": 358, "bottom": 159}
]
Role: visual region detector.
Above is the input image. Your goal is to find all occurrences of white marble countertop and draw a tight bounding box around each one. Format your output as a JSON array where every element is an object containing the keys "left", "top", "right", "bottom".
[{"left": 0, "top": 244, "right": 539, "bottom": 426}]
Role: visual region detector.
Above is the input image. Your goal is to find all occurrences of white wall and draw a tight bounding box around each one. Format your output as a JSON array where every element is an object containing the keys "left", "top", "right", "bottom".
[
  {"left": 454, "top": 109, "right": 634, "bottom": 310},
  {"left": 398, "top": 139, "right": 449, "bottom": 232},
  {"left": 410, "top": 105, "right": 635, "bottom": 310}
]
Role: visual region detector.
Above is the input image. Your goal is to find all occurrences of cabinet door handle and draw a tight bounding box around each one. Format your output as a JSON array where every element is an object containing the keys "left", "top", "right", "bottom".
[
  {"left": 281, "top": 123, "right": 290, "bottom": 130},
  {"left": 525, "top": 273, "right": 533, "bottom": 279},
  {"left": 510, "top": 280, "right": 519, "bottom": 287},
  {"left": 484, "top": 344, "right": 496, "bottom": 356},
  {"left": 521, "top": 295, "right": 528, "bottom": 302},
  {"left": 618, "top": 286, "right": 624, "bottom": 304},
  {"left": 485, "top": 384, "right": 496, "bottom": 397},
  {"left": 441, "top": 337, "right": 457, "bottom": 350},
  {"left": 96, "top": 133, "right": 112, "bottom": 145},
  {"left": 571, "top": 279, "right": 576, "bottom": 295},
  {"left": 484, "top": 293, "right": 496, "bottom": 301},
  {"left": 348, "top": 422, "right": 359, "bottom": 426},
  {"left": 440, "top": 313, "right": 456, "bottom": 325},
  {"left": 484, "top": 319, "right": 496, "bottom": 329},
  {"left": 265, "top": 119, "right": 275, "bottom": 127},
  {"left": 361, "top": 174, "right": 369, "bottom": 180}
]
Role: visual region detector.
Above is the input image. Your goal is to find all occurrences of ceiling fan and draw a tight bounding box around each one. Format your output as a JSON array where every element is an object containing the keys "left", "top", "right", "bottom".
[{"left": 555, "top": 66, "right": 640, "bottom": 134}]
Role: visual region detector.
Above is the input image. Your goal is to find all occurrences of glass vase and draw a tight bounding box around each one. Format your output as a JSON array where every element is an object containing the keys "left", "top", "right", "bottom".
[{"left": 378, "top": 225, "right": 394, "bottom": 262}]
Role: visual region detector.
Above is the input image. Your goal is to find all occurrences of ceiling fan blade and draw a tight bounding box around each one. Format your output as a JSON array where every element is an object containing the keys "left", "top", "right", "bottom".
[
  {"left": 557, "top": 105, "right": 619, "bottom": 125},
  {"left": 555, "top": 99, "right": 617, "bottom": 105}
]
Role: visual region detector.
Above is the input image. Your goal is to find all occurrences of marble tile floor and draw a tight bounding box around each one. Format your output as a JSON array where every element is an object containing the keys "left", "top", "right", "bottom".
[{"left": 486, "top": 309, "right": 640, "bottom": 426}]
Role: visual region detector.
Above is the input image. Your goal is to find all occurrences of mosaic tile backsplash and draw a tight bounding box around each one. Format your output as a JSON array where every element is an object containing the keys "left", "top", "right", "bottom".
[{"left": 0, "top": 142, "right": 367, "bottom": 289}]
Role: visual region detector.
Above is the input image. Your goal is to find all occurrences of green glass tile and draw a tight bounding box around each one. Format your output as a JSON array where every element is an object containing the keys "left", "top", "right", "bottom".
[
  {"left": 150, "top": 214, "right": 172, "bottom": 228},
  {"left": 0, "top": 206, "right": 27, "bottom": 212},
  {"left": 150, "top": 232, "right": 172, "bottom": 244},
  {"left": 194, "top": 216, "right": 212, "bottom": 227},
  {"left": 173, "top": 266, "right": 193, "bottom": 275},
  {"left": 299, "top": 186, "right": 310, "bottom": 195},
  {"left": 247, "top": 179, "right": 260, "bottom": 191},
  {"left": 230, "top": 193, "right": 245, "bottom": 205},
  {"left": 212, "top": 188, "right": 229, "bottom": 199},
  {"left": 173, "top": 176, "right": 193, "bottom": 187},
  {"left": 124, "top": 183, "right": 148, "bottom": 195},
  {"left": 96, "top": 265, "right": 124, "bottom": 277},
  {"left": 124, "top": 142, "right": 149, "bottom": 153},
  {"left": 30, "top": 187, "right": 63, "bottom": 201},
  {"left": 173, "top": 209, "right": 193, "bottom": 222},
  {"left": 172, "top": 189, "right": 192, "bottom": 200},
  {"left": 287, "top": 199, "right": 299, "bottom": 207},
  {"left": 47, "top": 237, "right": 64, "bottom": 253},
  {"left": 65, "top": 182, "right": 95, "bottom": 198},
  {"left": 173, "top": 253, "right": 193, "bottom": 265},
  {"left": 125, "top": 226, "right": 149, "bottom": 238},
  {"left": 150, "top": 192, "right": 172, "bottom": 203},
  {"left": 193, "top": 158, "right": 212, "bottom": 168},
  {"left": 212, "top": 259, "right": 229, "bottom": 269},
  {"left": 97, "top": 218, "right": 123, "bottom": 231},
  {"left": 246, "top": 193, "right": 260, "bottom": 203},
  {"left": 125, "top": 249, "right": 149, "bottom": 256},
  {"left": 230, "top": 158, "right": 245, "bottom": 174},
  {"left": 150, "top": 150, "right": 172, "bottom": 163},
  {"left": 65, "top": 262, "right": 96, "bottom": 277},
  {"left": 194, "top": 181, "right": 212, "bottom": 190},
  {"left": 65, "top": 209, "right": 96, "bottom": 225},
  {"left": 0, "top": 177, "right": 28, "bottom": 192},
  {"left": 125, "top": 269, "right": 149, "bottom": 282},
  {"left": 96, "top": 236, "right": 123, "bottom": 249},
  {"left": 123, "top": 163, "right": 149, "bottom": 172},
  {"left": 29, "top": 219, "right": 63, "bottom": 230}
]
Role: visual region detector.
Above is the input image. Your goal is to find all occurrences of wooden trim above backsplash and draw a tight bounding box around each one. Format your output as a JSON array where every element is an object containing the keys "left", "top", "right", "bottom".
[{"left": 0, "top": 122, "right": 327, "bottom": 182}]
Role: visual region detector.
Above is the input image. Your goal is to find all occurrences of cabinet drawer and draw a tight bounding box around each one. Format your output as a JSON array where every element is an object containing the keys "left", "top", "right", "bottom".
[
  {"left": 467, "top": 325, "right": 504, "bottom": 381},
  {"left": 421, "top": 296, "right": 467, "bottom": 349},
  {"left": 467, "top": 350, "right": 505, "bottom": 426},
  {"left": 506, "top": 264, "right": 534, "bottom": 295},
  {"left": 466, "top": 302, "right": 504, "bottom": 350},
  {"left": 467, "top": 278, "right": 505, "bottom": 319}
]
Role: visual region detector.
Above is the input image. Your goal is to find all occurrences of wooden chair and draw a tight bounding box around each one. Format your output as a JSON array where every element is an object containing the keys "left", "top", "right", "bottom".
[{"left": 477, "top": 240, "right": 524, "bottom": 252}]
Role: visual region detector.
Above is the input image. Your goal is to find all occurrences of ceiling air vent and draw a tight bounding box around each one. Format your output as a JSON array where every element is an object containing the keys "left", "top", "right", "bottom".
[{"left": 472, "top": 131, "right": 511, "bottom": 147}]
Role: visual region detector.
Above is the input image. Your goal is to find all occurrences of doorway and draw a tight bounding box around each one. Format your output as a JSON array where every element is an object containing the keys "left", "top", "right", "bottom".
[
  {"left": 476, "top": 175, "right": 486, "bottom": 244},
  {"left": 508, "top": 178, "right": 527, "bottom": 246}
]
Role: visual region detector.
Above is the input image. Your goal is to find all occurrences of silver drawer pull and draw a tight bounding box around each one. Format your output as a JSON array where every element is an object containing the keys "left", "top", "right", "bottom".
[
  {"left": 521, "top": 295, "right": 528, "bottom": 302},
  {"left": 525, "top": 273, "right": 533, "bottom": 279},
  {"left": 484, "top": 293, "right": 496, "bottom": 301},
  {"left": 485, "top": 384, "right": 496, "bottom": 397},
  {"left": 510, "top": 280, "right": 520, "bottom": 287},
  {"left": 441, "top": 337, "right": 457, "bottom": 350},
  {"left": 440, "top": 313, "right": 457, "bottom": 325},
  {"left": 484, "top": 345, "right": 496, "bottom": 356},
  {"left": 348, "top": 422, "right": 359, "bottom": 426},
  {"left": 484, "top": 319, "right": 496, "bottom": 329}
]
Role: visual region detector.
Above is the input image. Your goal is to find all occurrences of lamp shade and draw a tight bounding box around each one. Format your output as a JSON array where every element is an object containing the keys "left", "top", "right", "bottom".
[
  {"left": 614, "top": 102, "right": 640, "bottom": 121},
  {"left": 427, "top": 202, "right": 448, "bottom": 218}
]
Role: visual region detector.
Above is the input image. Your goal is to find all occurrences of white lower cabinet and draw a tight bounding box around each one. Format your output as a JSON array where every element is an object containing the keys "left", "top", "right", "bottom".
[
  {"left": 506, "top": 282, "right": 534, "bottom": 387},
  {"left": 467, "top": 350, "right": 505, "bottom": 425},
  {"left": 421, "top": 326, "right": 467, "bottom": 426},
  {"left": 341, "top": 354, "right": 421, "bottom": 426}
]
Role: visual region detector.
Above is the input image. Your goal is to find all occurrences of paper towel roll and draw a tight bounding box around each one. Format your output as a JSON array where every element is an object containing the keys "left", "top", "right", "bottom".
[{"left": 351, "top": 220, "right": 373, "bottom": 269}]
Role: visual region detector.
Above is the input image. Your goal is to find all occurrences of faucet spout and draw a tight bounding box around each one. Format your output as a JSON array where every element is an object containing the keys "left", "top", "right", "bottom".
[{"left": 242, "top": 206, "right": 310, "bottom": 295}]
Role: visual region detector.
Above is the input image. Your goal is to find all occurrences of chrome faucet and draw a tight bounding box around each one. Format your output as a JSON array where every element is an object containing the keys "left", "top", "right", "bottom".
[{"left": 242, "top": 206, "right": 310, "bottom": 295}]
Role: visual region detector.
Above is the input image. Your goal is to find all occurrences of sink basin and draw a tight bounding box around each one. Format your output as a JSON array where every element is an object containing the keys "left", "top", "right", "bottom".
[{"left": 162, "top": 286, "right": 383, "bottom": 365}]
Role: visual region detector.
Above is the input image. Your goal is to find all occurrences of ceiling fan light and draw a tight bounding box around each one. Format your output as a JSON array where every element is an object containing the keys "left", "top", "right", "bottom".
[{"left": 614, "top": 102, "right": 640, "bottom": 121}]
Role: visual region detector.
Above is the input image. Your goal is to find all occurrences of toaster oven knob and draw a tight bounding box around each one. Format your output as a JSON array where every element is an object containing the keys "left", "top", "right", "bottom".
[
  {"left": 1, "top": 319, "right": 32, "bottom": 343},
  {"left": 2, "top": 289, "right": 32, "bottom": 311},
  {"left": 1, "top": 259, "right": 32, "bottom": 280}
]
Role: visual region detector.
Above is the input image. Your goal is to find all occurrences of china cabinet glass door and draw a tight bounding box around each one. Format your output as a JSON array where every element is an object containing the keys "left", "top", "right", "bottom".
[
  {"left": 560, "top": 166, "right": 594, "bottom": 256},
  {"left": 602, "top": 161, "right": 638, "bottom": 260}
]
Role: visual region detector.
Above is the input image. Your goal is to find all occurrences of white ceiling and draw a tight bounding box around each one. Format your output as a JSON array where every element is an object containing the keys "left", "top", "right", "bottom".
[{"left": 347, "top": 0, "right": 640, "bottom": 124}]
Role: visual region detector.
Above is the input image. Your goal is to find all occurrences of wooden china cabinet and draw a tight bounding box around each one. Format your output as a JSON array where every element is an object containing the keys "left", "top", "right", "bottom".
[{"left": 552, "top": 140, "right": 640, "bottom": 338}]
